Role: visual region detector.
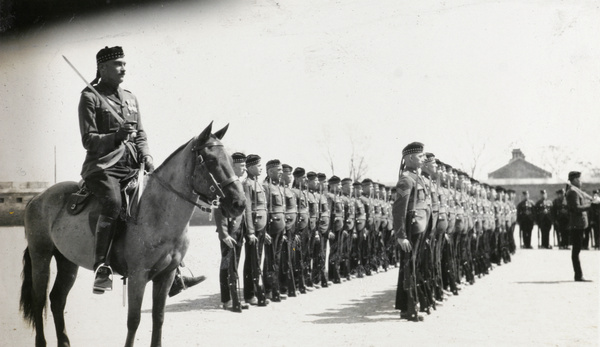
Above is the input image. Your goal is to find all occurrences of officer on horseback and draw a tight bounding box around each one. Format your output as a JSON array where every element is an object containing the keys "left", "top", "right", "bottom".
[{"left": 79, "top": 46, "right": 205, "bottom": 295}]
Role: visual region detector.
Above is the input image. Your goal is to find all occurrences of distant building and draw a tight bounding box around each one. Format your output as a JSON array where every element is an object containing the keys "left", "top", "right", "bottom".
[
  {"left": 0, "top": 181, "right": 49, "bottom": 226},
  {"left": 486, "top": 149, "right": 600, "bottom": 199},
  {"left": 488, "top": 149, "right": 552, "bottom": 179}
]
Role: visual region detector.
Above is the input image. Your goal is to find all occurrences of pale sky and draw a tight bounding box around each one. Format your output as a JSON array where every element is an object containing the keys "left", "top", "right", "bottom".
[{"left": 1, "top": 0, "right": 599, "bottom": 186}]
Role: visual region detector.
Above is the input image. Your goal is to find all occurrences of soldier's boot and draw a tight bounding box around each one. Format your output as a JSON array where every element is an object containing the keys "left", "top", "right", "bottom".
[
  {"left": 93, "top": 215, "right": 116, "bottom": 294},
  {"left": 168, "top": 268, "right": 207, "bottom": 297}
]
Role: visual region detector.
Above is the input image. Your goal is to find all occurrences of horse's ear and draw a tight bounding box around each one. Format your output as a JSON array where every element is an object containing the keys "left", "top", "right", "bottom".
[
  {"left": 214, "top": 124, "right": 229, "bottom": 140},
  {"left": 198, "top": 121, "right": 214, "bottom": 144}
]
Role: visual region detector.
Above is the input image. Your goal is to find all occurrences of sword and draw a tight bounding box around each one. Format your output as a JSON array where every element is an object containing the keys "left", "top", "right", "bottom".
[
  {"left": 137, "top": 162, "right": 145, "bottom": 204},
  {"left": 62, "top": 55, "right": 125, "bottom": 126}
]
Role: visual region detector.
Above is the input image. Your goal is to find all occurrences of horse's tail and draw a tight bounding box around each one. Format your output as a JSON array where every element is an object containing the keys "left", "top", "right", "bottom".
[{"left": 20, "top": 247, "right": 43, "bottom": 328}]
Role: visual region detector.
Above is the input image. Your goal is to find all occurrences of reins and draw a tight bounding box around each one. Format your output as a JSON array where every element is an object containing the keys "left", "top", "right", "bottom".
[{"left": 150, "top": 139, "right": 239, "bottom": 218}]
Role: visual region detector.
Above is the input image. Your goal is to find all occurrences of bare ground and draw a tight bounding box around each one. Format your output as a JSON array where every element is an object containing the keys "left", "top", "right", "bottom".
[{"left": 1, "top": 226, "right": 598, "bottom": 347}]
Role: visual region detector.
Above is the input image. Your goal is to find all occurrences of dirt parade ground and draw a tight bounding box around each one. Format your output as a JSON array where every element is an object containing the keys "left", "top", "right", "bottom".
[{"left": 1, "top": 225, "right": 598, "bottom": 347}]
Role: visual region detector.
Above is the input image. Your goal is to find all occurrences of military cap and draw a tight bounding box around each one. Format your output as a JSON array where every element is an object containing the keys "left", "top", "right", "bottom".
[
  {"left": 402, "top": 142, "right": 424, "bottom": 156},
  {"left": 341, "top": 177, "right": 353, "bottom": 185},
  {"left": 471, "top": 178, "right": 479, "bottom": 184},
  {"left": 245, "top": 154, "right": 261, "bottom": 167},
  {"left": 307, "top": 171, "right": 317, "bottom": 180},
  {"left": 317, "top": 173, "right": 327, "bottom": 181},
  {"left": 556, "top": 188, "right": 565, "bottom": 194},
  {"left": 96, "top": 46, "right": 124, "bottom": 64},
  {"left": 424, "top": 152, "right": 436, "bottom": 163},
  {"left": 445, "top": 163, "right": 453, "bottom": 171},
  {"left": 282, "top": 164, "right": 293, "bottom": 172},
  {"left": 540, "top": 189, "right": 546, "bottom": 194},
  {"left": 266, "top": 159, "right": 281, "bottom": 170},
  {"left": 496, "top": 187, "right": 505, "bottom": 193},
  {"left": 361, "top": 178, "right": 373, "bottom": 186},
  {"left": 328, "top": 175, "right": 341, "bottom": 185},
  {"left": 352, "top": 181, "right": 362, "bottom": 187},
  {"left": 391, "top": 187, "right": 397, "bottom": 193},
  {"left": 231, "top": 152, "right": 246, "bottom": 163},
  {"left": 568, "top": 171, "right": 581, "bottom": 181},
  {"left": 522, "top": 190, "right": 528, "bottom": 195},
  {"left": 293, "top": 167, "right": 306, "bottom": 178}
]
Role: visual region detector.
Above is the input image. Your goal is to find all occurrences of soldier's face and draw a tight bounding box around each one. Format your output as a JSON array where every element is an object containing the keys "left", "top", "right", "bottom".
[
  {"left": 307, "top": 178, "right": 318, "bottom": 190},
  {"left": 354, "top": 186, "right": 363, "bottom": 196},
  {"left": 342, "top": 184, "right": 351, "bottom": 195},
  {"left": 232, "top": 162, "right": 246, "bottom": 177},
  {"left": 247, "top": 164, "right": 261, "bottom": 177},
  {"left": 268, "top": 166, "right": 282, "bottom": 180},
  {"left": 542, "top": 192, "right": 547, "bottom": 199},
  {"left": 282, "top": 170, "right": 292, "bottom": 184},
  {"left": 99, "top": 58, "right": 126, "bottom": 85},
  {"left": 523, "top": 192, "right": 529, "bottom": 200},
  {"left": 363, "top": 184, "right": 371, "bottom": 195}
]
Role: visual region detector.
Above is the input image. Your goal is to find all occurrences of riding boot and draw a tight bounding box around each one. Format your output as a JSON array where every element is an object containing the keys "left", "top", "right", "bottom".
[{"left": 93, "top": 215, "right": 116, "bottom": 294}]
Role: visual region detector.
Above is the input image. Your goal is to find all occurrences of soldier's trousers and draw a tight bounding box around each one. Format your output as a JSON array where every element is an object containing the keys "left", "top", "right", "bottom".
[
  {"left": 539, "top": 220, "right": 552, "bottom": 248},
  {"left": 571, "top": 228, "right": 584, "bottom": 280},
  {"left": 508, "top": 223, "right": 517, "bottom": 254},
  {"left": 219, "top": 231, "right": 244, "bottom": 304},
  {"left": 243, "top": 229, "right": 265, "bottom": 300},
  {"left": 311, "top": 232, "right": 329, "bottom": 286},
  {"left": 328, "top": 228, "right": 342, "bottom": 283},
  {"left": 441, "top": 233, "right": 458, "bottom": 292},
  {"left": 395, "top": 233, "right": 423, "bottom": 315},
  {"left": 520, "top": 221, "right": 534, "bottom": 248},
  {"left": 264, "top": 226, "right": 284, "bottom": 297}
]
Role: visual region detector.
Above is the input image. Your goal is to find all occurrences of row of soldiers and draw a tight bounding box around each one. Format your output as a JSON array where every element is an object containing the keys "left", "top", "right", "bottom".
[
  {"left": 516, "top": 188, "right": 600, "bottom": 250},
  {"left": 213, "top": 148, "right": 518, "bottom": 316},
  {"left": 214, "top": 152, "right": 398, "bottom": 311},
  {"left": 393, "top": 142, "right": 519, "bottom": 321}
]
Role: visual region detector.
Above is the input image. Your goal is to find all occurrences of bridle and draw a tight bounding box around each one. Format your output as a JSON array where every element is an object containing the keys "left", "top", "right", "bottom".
[{"left": 152, "top": 138, "right": 239, "bottom": 215}]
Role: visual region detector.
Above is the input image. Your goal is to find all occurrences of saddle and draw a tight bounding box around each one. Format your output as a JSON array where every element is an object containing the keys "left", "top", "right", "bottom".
[{"left": 67, "top": 172, "right": 144, "bottom": 219}]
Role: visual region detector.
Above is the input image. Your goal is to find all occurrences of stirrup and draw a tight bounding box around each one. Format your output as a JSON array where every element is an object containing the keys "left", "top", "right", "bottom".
[{"left": 93, "top": 264, "right": 114, "bottom": 294}]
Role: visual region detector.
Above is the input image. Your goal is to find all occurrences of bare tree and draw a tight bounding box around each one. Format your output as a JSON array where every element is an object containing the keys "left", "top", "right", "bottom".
[{"left": 348, "top": 136, "right": 368, "bottom": 182}]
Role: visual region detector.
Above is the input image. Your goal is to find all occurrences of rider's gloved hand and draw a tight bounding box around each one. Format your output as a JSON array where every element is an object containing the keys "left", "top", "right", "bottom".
[
  {"left": 143, "top": 155, "right": 155, "bottom": 173},
  {"left": 115, "top": 123, "right": 136, "bottom": 142}
]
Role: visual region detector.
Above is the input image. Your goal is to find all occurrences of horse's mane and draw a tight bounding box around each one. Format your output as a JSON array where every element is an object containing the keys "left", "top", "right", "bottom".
[{"left": 152, "top": 136, "right": 196, "bottom": 174}]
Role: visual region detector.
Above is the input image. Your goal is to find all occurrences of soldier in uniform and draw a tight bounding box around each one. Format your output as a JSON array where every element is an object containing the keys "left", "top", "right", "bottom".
[
  {"left": 517, "top": 191, "right": 535, "bottom": 249},
  {"left": 534, "top": 190, "right": 554, "bottom": 249},
  {"left": 242, "top": 154, "right": 270, "bottom": 306},
  {"left": 352, "top": 181, "right": 368, "bottom": 277},
  {"left": 340, "top": 178, "right": 356, "bottom": 281},
  {"left": 305, "top": 172, "right": 322, "bottom": 288},
  {"left": 263, "top": 159, "right": 287, "bottom": 301},
  {"left": 590, "top": 190, "right": 600, "bottom": 250},
  {"left": 326, "top": 176, "right": 345, "bottom": 283},
  {"left": 394, "top": 142, "right": 428, "bottom": 322},
  {"left": 78, "top": 46, "right": 154, "bottom": 293},
  {"left": 506, "top": 189, "right": 518, "bottom": 254},
  {"left": 551, "top": 189, "right": 570, "bottom": 249},
  {"left": 566, "top": 171, "right": 592, "bottom": 281},
  {"left": 292, "top": 167, "right": 312, "bottom": 292},
  {"left": 215, "top": 152, "right": 254, "bottom": 311},
  {"left": 311, "top": 172, "right": 332, "bottom": 288},
  {"left": 360, "top": 179, "right": 376, "bottom": 275},
  {"left": 280, "top": 164, "right": 298, "bottom": 297}
]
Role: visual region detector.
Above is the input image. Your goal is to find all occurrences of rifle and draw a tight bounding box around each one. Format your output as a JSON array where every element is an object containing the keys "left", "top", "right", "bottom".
[{"left": 250, "top": 179, "right": 267, "bottom": 306}]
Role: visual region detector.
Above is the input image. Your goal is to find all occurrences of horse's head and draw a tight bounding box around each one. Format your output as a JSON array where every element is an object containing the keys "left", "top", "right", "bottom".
[{"left": 190, "top": 122, "right": 246, "bottom": 218}]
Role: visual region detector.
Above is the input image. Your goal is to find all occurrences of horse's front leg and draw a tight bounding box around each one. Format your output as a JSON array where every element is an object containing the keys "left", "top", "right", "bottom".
[
  {"left": 150, "top": 269, "right": 177, "bottom": 347},
  {"left": 124, "top": 275, "right": 148, "bottom": 347}
]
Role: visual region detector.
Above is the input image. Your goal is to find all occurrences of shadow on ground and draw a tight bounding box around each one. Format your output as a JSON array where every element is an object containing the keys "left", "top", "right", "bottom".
[
  {"left": 306, "top": 288, "right": 400, "bottom": 324},
  {"left": 141, "top": 293, "right": 223, "bottom": 314}
]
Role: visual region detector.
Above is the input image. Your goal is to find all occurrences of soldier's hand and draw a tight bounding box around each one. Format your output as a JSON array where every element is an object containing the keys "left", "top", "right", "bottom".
[
  {"left": 397, "top": 238, "right": 412, "bottom": 252},
  {"left": 143, "top": 155, "right": 155, "bottom": 173},
  {"left": 115, "top": 123, "right": 136, "bottom": 142},
  {"left": 282, "top": 235, "right": 288, "bottom": 242},
  {"left": 265, "top": 233, "right": 272, "bottom": 245},
  {"left": 222, "top": 235, "right": 237, "bottom": 249},
  {"left": 343, "top": 230, "right": 349, "bottom": 238},
  {"left": 352, "top": 232, "right": 358, "bottom": 240},
  {"left": 314, "top": 234, "right": 320, "bottom": 242},
  {"left": 295, "top": 234, "right": 301, "bottom": 243},
  {"left": 247, "top": 234, "right": 258, "bottom": 245},
  {"left": 328, "top": 232, "right": 335, "bottom": 240}
]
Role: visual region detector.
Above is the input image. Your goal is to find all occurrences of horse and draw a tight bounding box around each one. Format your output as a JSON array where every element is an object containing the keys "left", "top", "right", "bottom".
[{"left": 20, "top": 121, "right": 246, "bottom": 347}]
